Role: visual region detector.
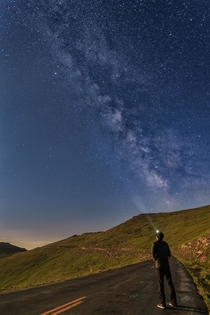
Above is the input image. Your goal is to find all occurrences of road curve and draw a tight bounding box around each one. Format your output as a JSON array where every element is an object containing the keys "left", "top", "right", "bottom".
[{"left": 0, "top": 257, "right": 208, "bottom": 315}]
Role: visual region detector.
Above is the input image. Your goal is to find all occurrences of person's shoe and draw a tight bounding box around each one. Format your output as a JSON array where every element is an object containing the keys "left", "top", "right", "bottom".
[
  {"left": 169, "top": 301, "right": 178, "bottom": 307},
  {"left": 157, "top": 303, "right": 166, "bottom": 309}
]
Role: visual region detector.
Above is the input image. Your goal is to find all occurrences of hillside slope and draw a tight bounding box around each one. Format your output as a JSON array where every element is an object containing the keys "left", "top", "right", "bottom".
[{"left": 0, "top": 205, "right": 209, "bottom": 308}]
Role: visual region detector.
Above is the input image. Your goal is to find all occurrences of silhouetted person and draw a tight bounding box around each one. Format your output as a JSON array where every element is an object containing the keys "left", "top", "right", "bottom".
[{"left": 152, "top": 231, "right": 178, "bottom": 309}]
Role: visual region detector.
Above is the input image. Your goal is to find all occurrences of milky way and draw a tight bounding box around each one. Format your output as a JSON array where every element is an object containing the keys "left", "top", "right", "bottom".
[{"left": 1, "top": 0, "right": 210, "bottom": 248}]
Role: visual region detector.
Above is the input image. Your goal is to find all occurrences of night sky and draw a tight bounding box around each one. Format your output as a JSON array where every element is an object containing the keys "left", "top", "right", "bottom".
[{"left": 1, "top": 0, "right": 210, "bottom": 249}]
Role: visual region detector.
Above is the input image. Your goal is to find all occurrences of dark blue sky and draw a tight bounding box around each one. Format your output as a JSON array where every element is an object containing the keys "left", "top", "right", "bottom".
[{"left": 1, "top": 0, "right": 210, "bottom": 249}]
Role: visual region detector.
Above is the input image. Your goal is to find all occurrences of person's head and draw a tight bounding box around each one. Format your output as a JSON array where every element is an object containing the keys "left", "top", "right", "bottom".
[{"left": 156, "top": 231, "right": 164, "bottom": 240}]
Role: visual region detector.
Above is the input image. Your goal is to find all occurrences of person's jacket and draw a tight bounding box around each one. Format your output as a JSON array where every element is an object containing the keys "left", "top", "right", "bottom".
[{"left": 152, "top": 239, "right": 171, "bottom": 268}]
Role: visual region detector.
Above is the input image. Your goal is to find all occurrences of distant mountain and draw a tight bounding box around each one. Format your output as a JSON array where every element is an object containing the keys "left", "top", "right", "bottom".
[{"left": 0, "top": 242, "right": 27, "bottom": 255}]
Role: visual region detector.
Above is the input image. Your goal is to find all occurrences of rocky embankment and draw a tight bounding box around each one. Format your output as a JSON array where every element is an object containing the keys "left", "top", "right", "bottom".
[{"left": 175, "top": 232, "right": 210, "bottom": 262}]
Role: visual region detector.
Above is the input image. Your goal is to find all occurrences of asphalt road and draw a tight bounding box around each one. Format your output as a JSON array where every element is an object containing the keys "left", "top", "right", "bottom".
[{"left": 0, "top": 257, "right": 208, "bottom": 315}]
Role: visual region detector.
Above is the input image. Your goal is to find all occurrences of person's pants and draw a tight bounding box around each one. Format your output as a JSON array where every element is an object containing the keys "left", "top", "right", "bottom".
[{"left": 156, "top": 265, "right": 177, "bottom": 305}]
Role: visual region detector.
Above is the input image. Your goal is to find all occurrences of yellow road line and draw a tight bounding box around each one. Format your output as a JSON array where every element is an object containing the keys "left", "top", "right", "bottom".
[
  {"left": 40, "top": 296, "right": 86, "bottom": 315},
  {"left": 52, "top": 300, "right": 84, "bottom": 315}
]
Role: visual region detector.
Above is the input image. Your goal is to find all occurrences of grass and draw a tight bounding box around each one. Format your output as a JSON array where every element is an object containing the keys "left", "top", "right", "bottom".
[
  {"left": 174, "top": 240, "right": 210, "bottom": 312},
  {"left": 0, "top": 205, "right": 209, "bottom": 311},
  {"left": 176, "top": 258, "right": 210, "bottom": 311}
]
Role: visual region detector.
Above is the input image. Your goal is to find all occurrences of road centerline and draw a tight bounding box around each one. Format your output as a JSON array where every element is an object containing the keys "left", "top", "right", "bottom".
[{"left": 40, "top": 296, "right": 86, "bottom": 315}]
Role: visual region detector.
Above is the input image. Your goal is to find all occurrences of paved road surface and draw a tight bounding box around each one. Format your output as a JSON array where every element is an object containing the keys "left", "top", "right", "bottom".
[{"left": 0, "top": 257, "right": 208, "bottom": 315}]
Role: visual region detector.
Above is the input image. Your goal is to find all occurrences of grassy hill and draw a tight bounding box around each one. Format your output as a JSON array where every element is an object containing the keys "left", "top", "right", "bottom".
[{"left": 0, "top": 205, "right": 209, "bottom": 310}]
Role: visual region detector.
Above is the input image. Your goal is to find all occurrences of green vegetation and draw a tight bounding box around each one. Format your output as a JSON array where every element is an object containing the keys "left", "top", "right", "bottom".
[
  {"left": 187, "top": 261, "right": 210, "bottom": 310},
  {"left": 173, "top": 231, "right": 210, "bottom": 311},
  {"left": 0, "top": 205, "right": 209, "bottom": 311}
]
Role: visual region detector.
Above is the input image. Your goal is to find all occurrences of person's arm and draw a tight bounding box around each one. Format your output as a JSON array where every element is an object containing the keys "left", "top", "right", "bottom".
[
  {"left": 167, "top": 243, "right": 171, "bottom": 258},
  {"left": 152, "top": 242, "right": 158, "bottom": 261}
]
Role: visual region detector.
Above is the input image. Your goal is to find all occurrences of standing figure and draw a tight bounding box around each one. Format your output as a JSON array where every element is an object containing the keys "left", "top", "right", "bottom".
[{"left": 152, "top": 231, "right": 178, "bottom": 309}]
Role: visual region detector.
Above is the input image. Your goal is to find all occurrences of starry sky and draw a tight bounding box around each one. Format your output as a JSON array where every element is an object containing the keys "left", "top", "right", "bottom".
[{"left": 1, "top": 0, "right": 210, "bottom": 249}]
